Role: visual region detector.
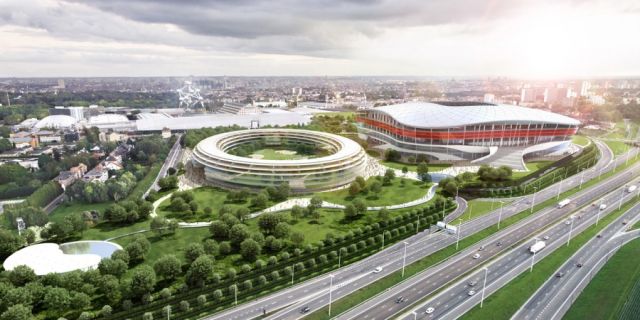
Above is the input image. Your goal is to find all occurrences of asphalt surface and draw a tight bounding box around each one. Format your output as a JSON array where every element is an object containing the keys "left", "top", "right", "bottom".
[
  {"left": 266, "top": 142, "right": 620, "bottom": 320},
  {"left": 201, "top": 141, "right": 618, "bottom": 320},
  {"left": 513, "top": 202, "right": 640, "bottom": 320},
  {"left": 144, "top": 134, "right": 182, "bottom": 198},
  {"left": 397, "top": 168, "right": 640, "bottom": 320}
]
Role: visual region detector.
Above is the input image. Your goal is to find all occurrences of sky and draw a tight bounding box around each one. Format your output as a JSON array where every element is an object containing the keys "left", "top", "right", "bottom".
[{"left": 0, "top": 0, "right": 638, "bottom": 78}]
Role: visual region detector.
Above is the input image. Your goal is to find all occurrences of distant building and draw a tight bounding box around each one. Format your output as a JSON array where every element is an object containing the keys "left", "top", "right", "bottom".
[
  {"left": 99, "top": 131, "right": 126, "bottom": 143},
  {"left": 483, "top": 93, "right": 496, "bottom": 103},
  {"left": 83, "top": 164, "right": 108, "bottom": 183},
  {"left": 580, "top": 81, "right": 591, "bottom": 97},
  {"left": 161, "top": 127, "right": 172, "bottom": 139}
]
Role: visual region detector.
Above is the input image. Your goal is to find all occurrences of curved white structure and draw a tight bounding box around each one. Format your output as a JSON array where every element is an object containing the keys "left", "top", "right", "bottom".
[
  {"left": 3, "top": 241, "right": 122, "bottom": 275},
  {"left": 191, "top": 129, "right": 367, "bottom": 192},
  {"left": 35, "top": 115, "right": 77, "bottom": 129}
]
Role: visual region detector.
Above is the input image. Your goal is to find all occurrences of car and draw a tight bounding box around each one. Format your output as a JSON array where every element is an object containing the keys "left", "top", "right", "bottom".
[
  {"left": 373, "top": 266, "right": 383, "bottom": 273},
  {"left": 395, "top": 296, "right": 405, "bottom": 303},
  {"left": 577, "top": 263, "right": 583, "bottom": 268},
  {"left": 478, "top": 245, "right": 485, "bottom": 251},
  {"left": 565, "top": 220, "right": 571, "bottom": 225},
  {"left": 468, "top": 280, "right": 477, "bottom": 287},
  {"left": 300, "top": 306, "right": 310, "bottom": 313},
  {"left": 496, "top": 241, "right": 503, "bottom": 247},
  {"left": 472, "top": 253, "right": 481, "bottom": 259},
  {"left": 425, "top": 307, "right": 435, "bottom": 314},
  {"left": 556, "top": 272, "right": 565, "bottom": 278},
  {"left": 623, "top": 219, "right": 629, "bottom": 225},
  {"left": 597, "top": 234, "right": 603, "bottom": 238},
  {"left": 543, "top": 235, "right": 550, "bottom": 240},
  {"left": 468, "top": 290, "right": 476, "bottom": 296}
]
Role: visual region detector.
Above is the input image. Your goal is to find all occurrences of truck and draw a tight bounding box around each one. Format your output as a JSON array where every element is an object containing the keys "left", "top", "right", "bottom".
[
  {"left": 627, "top": 185, "right": 637, "bottom": 193},
  {"left": 557, "top": 199, "right": 571, "bottom": 208},
  {"left": 436, "top": 221, "right": 458, "bottom": 234},
  {"left": 529, "top": 240, "right": 546, "bottom": 254}
]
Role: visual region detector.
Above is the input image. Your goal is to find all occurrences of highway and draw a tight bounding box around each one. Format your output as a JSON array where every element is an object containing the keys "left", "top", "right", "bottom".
[
  {"left": 143, "top": 133, "right": 182, "bottom": 198},
  {"left": 201, "top": 141, "right": 617, "bottom": 320},
  {"left": 512, "top": 200, "right": 640, "bottom": 320},
  {"left": 260, "top": 142, "right": 619, "bottom": 320},
  {"left": 396, "top": 171, "right": 640, "bottom": 320}
]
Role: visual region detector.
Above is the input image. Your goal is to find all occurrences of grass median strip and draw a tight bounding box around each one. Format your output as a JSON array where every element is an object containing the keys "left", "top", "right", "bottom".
[
  {"left": 563, "top": 237, "right": 640, "bottom": 320},
  {"left": 304, "top": 159, "right": 640, "bottom": 320},
  {"left": 461, "top": 197, "right": 640, "bottom": 320}
]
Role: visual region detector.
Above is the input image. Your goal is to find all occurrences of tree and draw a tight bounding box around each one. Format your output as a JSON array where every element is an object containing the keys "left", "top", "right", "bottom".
[
  {"left": 126, "top": 241, "right": 146, "bottom": 263},
  {"left": 235, "top": 207, "right": 250, "bottom": 222},
  {"left": 355, "top": 176, "right": 367, "bottom": 189},
  {"left": 353, "top": 198, "right": 367, "bottom": 216},
  {"left": 158, "top": 175, "right": 178, "bottom": 190},
  {"left": 251, "top": 193, "right": 269, "bottom": 209},
  {"left": 44, "top": 287, "right": 71, "bottom": 311},
  {"left": 0, "top": 304, "right": 32, "bottom": 320},
  {"left": 229, "top": 224, "right": 251, "bottom": 246},
  {"left": 290, "top": 205, "right": 304, "bottom": 221},
  {"left": 273, "top": 222, "right": 291, "bottom": 239},
  {"left": 203, "top": 239, "right": 219, "bottom": 256},
  {"left": 378, "top": 208, "right": 390, "bottom": 221},
  {"left": 348, "top": 182, "right": 361, "bottom": 196},
  {"left": 258, "top": 212, "right": 283, "bottom": 234},
  {"left": 154, "top": 255, "right": 182, "bottom": 281},
  {"left": 111, "top": 250, "right": 130, "bottom": 265},
  {"left": 129, "top": 266, "right": 156, "bottom": 298},
  {"left": 383, "top": 168, "right": 396, "bottom": 185},
  {"left": 101, "top": 305, "right": 113, "bottom": 317},
  {"left": 290, "top": 231, "right": 305, "bottom": 247},
  {"left": 185, "top": 243, "right": 206, "bottom": 263},
  {"left": 104, "top": 204, "right": 127, "bottom": 223},
  {"left": 240, "top": 239, "right": 261, "bottom": 262},
  {"left": 417, "top": 162, "right": 431, "bottom": 183},
  {"left": 384, "top": 149, "right": 401, "bottom": 162},
  {"left": 98, "top": 258, "right": 128, "bottom": 277},
  {"left": 209, "top": 220, "right": 229, "bottom": 239},
  {"left": 369, "top": 180, "right": 382, "bottom": 198},
  {"left": 150, "top": 217, "right": 169, "bottom": 235},
  {"left": 71, "top": 292, "right": 92, "bottom": 311},
  {"left": 8, "top": 265, "right": 36, "bottom": 286},
  {"left": 0, "top": 229, "right": 23, "bottom": 259},
  {"left": 343, "top": 204, "right": 358, "bottom": 220},
  {"left": 402, "top": 166, "right": 408, "bottom": 175},
  {"left": 186, "top": 255, "right": 214, "bottom": 287}
]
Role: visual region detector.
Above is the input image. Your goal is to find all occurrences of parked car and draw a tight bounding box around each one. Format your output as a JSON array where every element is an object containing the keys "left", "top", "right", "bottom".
[
  {"left": 468, "top": 280, "right": 477, "bottom": 287},
  {"left": 472, "top": 253, "right": 481, "bottom": 259},
  {"left": 373, "top": 266, "right": 383, "bottom": 273},
  {"left": 425, "top": 307, "right": 435, "bottom": 314},
  {"left": 468, "top": 290, "right": 476, "bottom": 296},
  {"left": 556, "top": 272, "right": 565, "bottom": 278},
  {"left": 300, "top": 306, "right": 310, "bottom": 313}
]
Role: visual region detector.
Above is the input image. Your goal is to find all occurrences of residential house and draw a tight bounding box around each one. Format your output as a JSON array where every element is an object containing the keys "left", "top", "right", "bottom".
[
  {"left": 83, "top": 164, "right": 109, "bottom": 183},
  {"left": 54, "top": 171, "right": 79, "bottom": 190}
]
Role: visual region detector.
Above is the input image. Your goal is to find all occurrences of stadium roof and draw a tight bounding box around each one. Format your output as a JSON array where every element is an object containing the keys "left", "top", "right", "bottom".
[
  {"left": 371, "top": 102, "right": 580, "bottom": 129},
  {"left": 34, "top": 115, "right": 77, "bottom": 129},
  {"left": 136, "top": 112, "right": 311, "bottom": 131}
]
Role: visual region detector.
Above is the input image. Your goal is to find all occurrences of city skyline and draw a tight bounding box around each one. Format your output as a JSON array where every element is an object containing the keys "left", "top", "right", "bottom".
[{"left": 1, "top": 0, "right": 639, "bottom": 78}]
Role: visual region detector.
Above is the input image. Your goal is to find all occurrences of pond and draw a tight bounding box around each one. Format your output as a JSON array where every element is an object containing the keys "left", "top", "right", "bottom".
[{"left": 60, "top": 240, "right": 122, "bottom": 259}]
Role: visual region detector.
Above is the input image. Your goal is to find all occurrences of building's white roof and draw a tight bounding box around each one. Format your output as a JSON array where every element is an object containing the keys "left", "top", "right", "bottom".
[
  {"left": 136, "top": 113, "right": 311, "bottom": 131},
  {"left": 88, "top": 114, "right": 130, "bottom": 124},
  {"left": 372, "top": 102, "right": 581, "bottom": 128},
  {"left": 34, "top": 115, "right": 77, "bottom": 129}
]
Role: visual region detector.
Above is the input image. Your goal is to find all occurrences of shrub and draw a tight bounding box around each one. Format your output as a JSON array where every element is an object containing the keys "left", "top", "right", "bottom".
[
  {"left": 318, "top": 254, "right": 328, "bottom": 264},
  {"left": 212, "top": 289, "right": 223, "bottom": 300},
  {"left": 160, "top": 288, "right": 172, "bottom": 300},
  {"left": 280, "top": 251, "right": 290, "bottom": 260},
  {"left": 258, "top": 275, "right": 268, "bottom": 286},
  {"left": 294, "top": 262, "right": 305, "bottom": 272},
  {"left": 271, "top": 270, "right": 280, "bottom": 280},
  {"left": 306, "top": 258, "right": 316, "bottom": 268},
  {"left": 243, "top": 279, "right": 253, "bottom": 290},
  {"left": 197, "top": 294, "right": 207, "bottom": 306},
  {"left": 268, "top": 256, "right": 278, "bottom": 265},
  {"left": 179, "top": 300, "right": 190, "bottom": 312},
  {"left": 328, "top": 251, "right": 338, "bottom": 259},
  {"left": 240, "top": 264, "right": 252, "bottom": 274}
]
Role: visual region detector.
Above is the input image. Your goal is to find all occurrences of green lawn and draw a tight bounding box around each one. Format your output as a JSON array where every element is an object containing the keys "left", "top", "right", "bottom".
[
  {"left": 605, "top": 140, "right": 630, "bottom": 156},
  {"left": 459, "top": 199, "right": 511, "bottom": 223},
  {"left": 461, "top": 197, "right": 639, "bottom": 320},
  {"left": 572, "top": 135, "right": 590, "bottom": 147},
  {"left": 564, "top": 238, "right": 640, "bottom": 320},
  {"left": 156, "top": 186, "right": 252, "bottom": 221},
  {"left": 317, "top": 177, "right": 430, "bottom": 207},
  {"left": 381, "top": 160, "right": 452, "bottom": 173},
  {"left": 249, "top": 148, "right": 313, "bottom": 160},
  {"left": 511, "top": 161, "right": 553, "bottom": 179}
]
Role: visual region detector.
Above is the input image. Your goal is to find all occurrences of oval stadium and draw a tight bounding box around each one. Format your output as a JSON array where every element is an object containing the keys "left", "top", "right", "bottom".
[
  {"left": 356, "top": 101, "right": 581, "bottom": 169},
  {"left": 190, "top": 128, "right": 367, "bottom": 192}
]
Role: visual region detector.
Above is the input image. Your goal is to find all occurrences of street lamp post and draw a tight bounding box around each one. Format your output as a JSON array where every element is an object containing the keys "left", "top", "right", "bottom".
[
  {"left": 416, "top": 218, "right": 419, "bottom": 234},
  {"left": 456, "top": 218, "right": 463, "bottom": 250},
  {"left": 402, "top": 241, "right": 409, "bottom": 277},
  {"left": 530, "top": 187, "right": 538, "bottom": 214},
  {"left": 338, "top": 248, "right": 342, "bottom": 268},
  {"left": 412, "top": 311, "right": 418, "bottom": 320},
  {"left": 567, "top": 218, "right": 574, "bottom": 247},
  {"left": 234, "top": 283, "right": 238, "bottom": 305},
  {"left": 481, "top": 267, "right": 488, "bottom": 308},
  {"left": 381, "top": 231, "right": 385, "bottom": 249},
  {"left": 596, "top": 199, "right": 603, "bottom": 226},
  {"left": 530, "top": 239, "right": 537, "bottom": 272},
  {"left": 557, "top": 178, "right": 563, "bottom": 200},
  {"left": 498, "top": 201, "right": 504, "bottom": 229},
  {"left": 291, "top": 265, "right": 295, "bottom": 285},
  {"left": 328, "top": 274, "right": 335, "bottom": 316},
  {"left": 579, "top": 169, "right": 586, "bottom": 189}
]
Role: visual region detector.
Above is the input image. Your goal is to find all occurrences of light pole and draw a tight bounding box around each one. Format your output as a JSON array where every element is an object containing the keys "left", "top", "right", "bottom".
[
  {"left": 556, "top": 178, "right": 563, "bottom": 200},
  {"left": 402, "top": 241, "right": 409, "bottom": 277},
  {"left": 530, "top": 239, "right": 537, "bottom": 272},
  {"left": 596, "top": 199, "right": 603, "bottom": 226},
  {"left": 579, "top": 169, "right": 586, "bottom": 189},
  {"left": 618, "top": 187, "right": 625, "bottom": 210},
  {"left": 234, "top": 283, "right": 238, "bottom": 305},
  {"left": 291, "top": 264, "right": 295, "bottom": 285},
  {"left": 338, "top": 248, "right": 342, "bottom": 268},
  {"left": 456, "top": 218, "right": 463, "bottom": 250},
  {"left": 530, "top": 187, "right": 538, "bottom": 214},
  {"left": 498, "top": 201, "right": 504, "bottom": 229},
  {"left": 567, "top": 217, "right": 574, "bottom": 247},
  {"left": 328, "top": 274, "right": 335, "bottom": 316},
  {"left": 412, "top": 311, "right": 418, "bottom": 320},
  {"left": 381, "top": 231, "right": 385, "bottom": 249},
  {"left": 481, "top": 267, "right": 489, "bottom": 308}
]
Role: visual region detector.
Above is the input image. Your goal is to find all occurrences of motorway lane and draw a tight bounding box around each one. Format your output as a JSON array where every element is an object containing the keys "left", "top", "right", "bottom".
[
  {"left": 400, "top": 176, "right": 640, "bottom": 320},
  {"left": 202, "top": 142, "right": 615, "bottom": 320},
  {"left": 513, "top": 201, "right": 640, "bottom": 320},
  {"left": 265, "top": 143, "right": 620, "bottom": 319},
  {"left": 338, "top": 152, "right": 636, "bottom": 320}
]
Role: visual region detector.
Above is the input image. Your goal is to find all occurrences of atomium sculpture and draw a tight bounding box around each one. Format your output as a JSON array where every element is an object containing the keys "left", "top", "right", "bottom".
[{"left": 177, "top": 81, "right": 205, "bottom": 109}]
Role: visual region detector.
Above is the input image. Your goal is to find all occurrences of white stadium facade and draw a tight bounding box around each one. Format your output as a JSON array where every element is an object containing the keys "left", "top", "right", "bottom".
[
  {"left": 191, "top": 129, "right": 367, "bottom": 192},
  {"left": 357, "top": 102, "right": 581, "bottom": 169}
]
